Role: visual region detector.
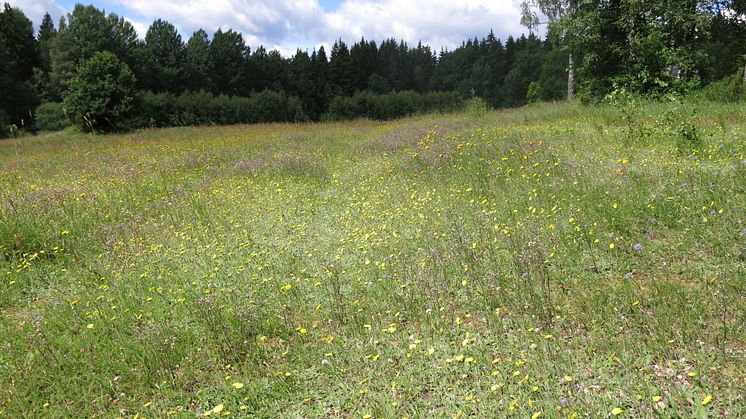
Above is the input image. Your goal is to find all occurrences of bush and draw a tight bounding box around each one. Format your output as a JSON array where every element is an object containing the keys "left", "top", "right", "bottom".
[
  {"left": 527, "top": 81, "right": 541, "bottom": 104},
  {"left": 325, "top": 90, "right": 463, "bottom": 121},
  {"left": 34, "top": 102, "right": 69, "bottom": 132},
  {"left": 466, "top": 92, "right": 488, "bottom": 119},
  {"left": 0, "top": 109, "right": 9, "bottom": 138},
  {"left": 696, "top": 74, "right": 744, "bottom": 103},
  {"left": 132, "top": 90, "right": 307, "bottom": 129},
  {"left": 64, "top": 51, "right": 136, "bottom": 132}
]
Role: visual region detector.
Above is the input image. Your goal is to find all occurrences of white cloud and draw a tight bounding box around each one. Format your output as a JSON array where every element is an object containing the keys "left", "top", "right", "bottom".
[
  {"left": 109, "top": 0, "right": 528, "bottom": 54},
  {"left": 8, "top": 0, "right": 531, "bottom": 54},
  {"left": 109, "top": 0, "right": 322, "bottom": 42},
  {"left": 6, "top": 0, "right": 67, "bottom": 31},
  {"left": 124, "top": 17, "right": 148, "bottom": 40},
  {"left": 317, "top": 0, "right": 526, "bottom": 50}
]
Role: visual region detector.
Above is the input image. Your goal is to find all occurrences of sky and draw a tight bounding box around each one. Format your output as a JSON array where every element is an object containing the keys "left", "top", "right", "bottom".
[{"left": 7, "top": 0, "right": 533, "bottom": 56}]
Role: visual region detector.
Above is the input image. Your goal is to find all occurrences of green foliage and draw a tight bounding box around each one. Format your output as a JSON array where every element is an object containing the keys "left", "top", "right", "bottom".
[
  {"left": 0, "top": 3, "right": 39, "bottom": 125},
  {"left": 604, "top": 88, "right": 656, "bottom": 144},
  {"left": 572, "top": 0, "right": 717, "bottom": 98},
  {"left": 3, "top": 1, "right": 746, "bottom": 132},
  {"left": 142, "top": 19, "right": 186, "bottom": 93},
  {"left": 526, "top": 81, "right": 541, "bottom": 103},
  {"left": 699, "top": 11, "right": 746, "bottom": 82},
  {"left": 34, "top": 102, "right": 69, "bottom": 132},
  {"left": 0, "top": 3, "right": 38, "bottom": 82},
  {"left": 49, "top": 5, "right": 140, "bottom": 94},
  {"left": 185, "top": 29, "right": 212, "bottom": 92},
  {"left": 330, "top": 39, "right": 355, "bottom": 96},
  {"left": 605, "top": 88, "right": 705, "bottom": 153},
  {"left": 536, "top": 47, "right": 568, "bottom": 101},
  {"left": 0, "top": 108, "right": 9, "bottom": 138},
  {"left": 325, "top": 90, "right": 463, "bottom": 121},
  {"left": 134, "top": 90, "right": 306, "bottom": 128},
  {"left": 367, "top": 73, "right": 390, "bottom": 94},
  {"left": 209, "top": 29, "right": 246, "bottom": 96},
  {"left": 465, "top": 93, "right": 488, "bottom": 118},
  {"left": 696, "top": 74, "right": 745, "bottom": 103},
  {"left": 662, "top": 105, "right": 702, "bottom": 154},
  {"left": 37, "top": 12, "right": 56, "bottom": 72},
  {"left": 503, "top": 35, "right": 545, "bottom": 107},
  {"left": 63, "top": 51, "right": 136, "bottom": 132}
]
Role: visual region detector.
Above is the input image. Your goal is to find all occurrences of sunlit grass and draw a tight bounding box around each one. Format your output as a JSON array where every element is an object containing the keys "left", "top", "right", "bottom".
[{"left": 1, "top": 101, "right": 745, "bottom": 417}]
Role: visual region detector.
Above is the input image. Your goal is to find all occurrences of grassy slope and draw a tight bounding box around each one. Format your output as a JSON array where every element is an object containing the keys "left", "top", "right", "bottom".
[{"left": 0, "top": 101, "right": 744, "bottom": 418}]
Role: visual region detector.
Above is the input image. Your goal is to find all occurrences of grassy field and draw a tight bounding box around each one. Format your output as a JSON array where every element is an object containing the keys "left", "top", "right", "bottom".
[{"left": 1, "top": 100, "right": 745, "bottom": 418}]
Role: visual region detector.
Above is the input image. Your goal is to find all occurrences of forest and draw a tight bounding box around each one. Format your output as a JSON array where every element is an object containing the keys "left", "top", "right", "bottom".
[{"left": 0, "top": 1, "right": 745, "bottom": 136}]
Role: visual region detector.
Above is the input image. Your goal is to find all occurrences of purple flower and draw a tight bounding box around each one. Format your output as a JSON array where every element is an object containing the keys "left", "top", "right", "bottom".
[
  {"left": 633, "top": 243, "right": 643, "bottom": 251},
  {"left": 624, "top": 272, "right": 633, "bottom": 279}
]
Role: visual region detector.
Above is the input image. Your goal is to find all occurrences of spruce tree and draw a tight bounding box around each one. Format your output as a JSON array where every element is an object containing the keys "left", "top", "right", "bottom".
[{"left": 38, "top": 13, "right": 56, "bottom": 72}]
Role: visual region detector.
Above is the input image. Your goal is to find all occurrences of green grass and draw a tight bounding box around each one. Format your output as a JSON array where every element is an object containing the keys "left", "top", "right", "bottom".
[{"left": 1, "top": 100, "right": 745, "bottom": 418}]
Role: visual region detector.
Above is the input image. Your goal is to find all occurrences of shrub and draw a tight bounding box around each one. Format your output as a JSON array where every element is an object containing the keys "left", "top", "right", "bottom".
[
  {"left": 465, "top": 94, "right": 488, "bottom": 119},
  {"left": 132, "top": 90, "right": 306, "bottom": 129},
  {"left": 326, "top": 90, "right": 463, "bottom": 121},
  {"left": 64, "top": 51, "right": 136, "bottom": 132},
  {"left": 527, "top": 81, "right": 541, "bottom": 104},
  {"left": 0, "top": 109, "right": 9, "bottom": 138},
  {"left": 34, "top": 102, "right": 69, "bottom": 132},
  {"left": 662, "top": 105, "right": 702, "bottom": 154},
  {"left": 696, "top": 75, "right": 744, "bottom": 103}
]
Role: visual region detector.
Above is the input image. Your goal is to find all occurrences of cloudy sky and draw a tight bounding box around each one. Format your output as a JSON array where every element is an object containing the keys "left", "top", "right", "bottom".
[{"left": 8, "top": 0, "right": 532, "bottom": 56}]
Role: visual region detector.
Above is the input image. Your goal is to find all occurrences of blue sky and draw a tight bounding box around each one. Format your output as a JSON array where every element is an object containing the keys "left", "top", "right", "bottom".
[{"left": 9, "top": 0, "right": 530, "bottom": 56}]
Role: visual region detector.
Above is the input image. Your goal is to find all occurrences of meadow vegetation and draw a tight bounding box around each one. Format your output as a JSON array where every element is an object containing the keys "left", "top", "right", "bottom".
[{"left": 1, "top": 99, "right": 745, "bottom": 417}]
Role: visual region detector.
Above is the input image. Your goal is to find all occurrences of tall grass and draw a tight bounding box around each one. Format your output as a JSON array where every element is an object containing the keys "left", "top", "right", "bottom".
[{"left": 0, "top": 100, "right": 744, "bottom": 417}]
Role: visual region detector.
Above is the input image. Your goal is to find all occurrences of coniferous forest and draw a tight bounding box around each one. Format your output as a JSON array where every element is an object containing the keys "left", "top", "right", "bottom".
[{"left": 0, "top": 1, "right": 745, "bottom": 136}]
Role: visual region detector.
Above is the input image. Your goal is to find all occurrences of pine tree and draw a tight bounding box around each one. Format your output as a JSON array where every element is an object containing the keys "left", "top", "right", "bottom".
[
  {"left": 0, "top": 3, "right": 38, "bottom": 82},
  {"left": 0, "top": 3, "right": 39, "bottom": 125},
  {"left": 50, "top": 5, "right": 140, "bottom": 94},
  {"left": 143, "top": 19, "right": 186, "bottom": 93},
  {"left": 185, "top": 29, "right": 212, "bottom": 92},
  {"left": 209, "top": 29, "right": 247, "bottom": 95}
]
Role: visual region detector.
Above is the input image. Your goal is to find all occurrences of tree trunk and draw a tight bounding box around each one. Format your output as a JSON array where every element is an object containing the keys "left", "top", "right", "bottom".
[
  {"left": 743, "top": 62, "right": 746, "bottom": 85},
  {"left": 567, "top": 53, "right": 575, "bottom": 101}
]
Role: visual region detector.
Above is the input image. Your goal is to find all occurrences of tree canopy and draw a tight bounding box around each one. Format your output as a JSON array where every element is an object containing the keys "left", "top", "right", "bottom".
[{"left": 0, "top": 1, "right": 744, "bottom": 136}]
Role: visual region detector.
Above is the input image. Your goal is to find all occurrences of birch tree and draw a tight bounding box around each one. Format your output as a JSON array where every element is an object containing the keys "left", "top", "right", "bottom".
[{"left": 520, "top": 0, "right": 581, "bottom": 100}]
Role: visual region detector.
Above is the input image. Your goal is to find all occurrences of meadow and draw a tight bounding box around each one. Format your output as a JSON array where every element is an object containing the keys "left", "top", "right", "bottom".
[{"left": 0, "top": 100, "right": 745, "bottom": 418}]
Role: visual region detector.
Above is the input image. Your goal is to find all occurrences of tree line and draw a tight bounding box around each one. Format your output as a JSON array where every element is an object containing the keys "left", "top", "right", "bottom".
[
  {"left": 1, "top": 2, "right": 744, "bottom": 136},
  {"left": 520, "top": 0, "right": 746, "bottom": 99}
]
